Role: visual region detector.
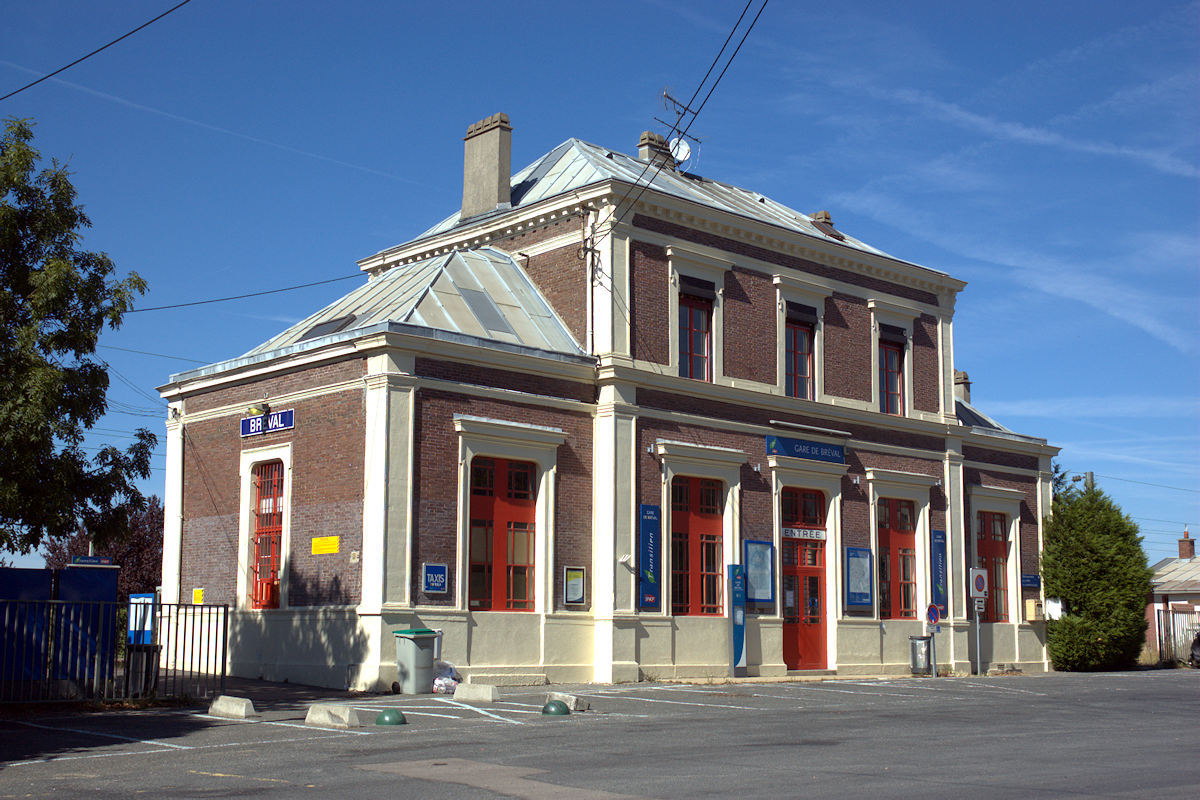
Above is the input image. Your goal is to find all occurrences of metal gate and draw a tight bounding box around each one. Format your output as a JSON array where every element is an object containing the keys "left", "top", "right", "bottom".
[
  {"left": 0, "top": 599, "right": 228, "bottom": 703},
  {"left": 1156, "top": 609, "right": 1199, "bottom": 664}
]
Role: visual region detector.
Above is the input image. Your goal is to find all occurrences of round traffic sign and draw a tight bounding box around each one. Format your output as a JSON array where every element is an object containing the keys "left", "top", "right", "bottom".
[
  {"left": 926, "top": 604, "right": 940, "bottom": 625},
  {"left": 973, "top": 573, "right": 986, "bottom": 593}
]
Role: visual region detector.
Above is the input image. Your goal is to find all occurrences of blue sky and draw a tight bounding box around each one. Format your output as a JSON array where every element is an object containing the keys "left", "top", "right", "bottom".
[{"left": 3, "top": 1, "right": 1197, "bottom": 568}]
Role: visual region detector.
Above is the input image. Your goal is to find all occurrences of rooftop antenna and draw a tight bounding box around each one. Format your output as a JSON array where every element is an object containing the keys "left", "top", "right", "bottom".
[{"left": 655, "top": 89, "right": 702, "bottom": 170}]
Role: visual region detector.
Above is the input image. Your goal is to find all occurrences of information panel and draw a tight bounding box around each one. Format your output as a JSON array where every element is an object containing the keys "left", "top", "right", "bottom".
[{"left": 845, "top": 547, "right": 873, "bottom": 609}]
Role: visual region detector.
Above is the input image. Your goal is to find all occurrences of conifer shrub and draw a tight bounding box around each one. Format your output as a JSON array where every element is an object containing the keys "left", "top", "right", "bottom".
[{"left": 1042, "top": 486, "right": 1153, "bottom": 671}]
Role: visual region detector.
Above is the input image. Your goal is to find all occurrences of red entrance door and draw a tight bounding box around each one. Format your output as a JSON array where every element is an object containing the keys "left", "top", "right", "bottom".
[{"left": 782, "top": 537, "right": 826, "bottom": 669}]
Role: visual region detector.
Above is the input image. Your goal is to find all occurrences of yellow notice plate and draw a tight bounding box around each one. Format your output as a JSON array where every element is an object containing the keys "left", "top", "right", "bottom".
[
  {"left": 311, "top": 535, "right": 340, "bottom": 555},
  {"left": 192, "top": 588, "right": 204, "bottom": 605}
]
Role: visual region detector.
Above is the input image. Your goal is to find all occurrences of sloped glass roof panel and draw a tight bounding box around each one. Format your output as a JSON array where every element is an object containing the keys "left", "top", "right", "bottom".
[{"left": 243, "top": 246, "right": 583, "bottom": 358}]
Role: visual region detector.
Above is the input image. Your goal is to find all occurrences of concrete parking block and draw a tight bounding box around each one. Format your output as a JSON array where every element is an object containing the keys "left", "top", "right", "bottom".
[
  {"left": 305, "top": 703, "right": 368, "bottom": 728},
  {"left": 208, "top": 695, "right": 258, "bottom": 719},
  {"left": 546, "top": 691, "right": 589, "bottom": 712},
  {"left": 453, "top": 683, "right": 500, "bottom": 703}
]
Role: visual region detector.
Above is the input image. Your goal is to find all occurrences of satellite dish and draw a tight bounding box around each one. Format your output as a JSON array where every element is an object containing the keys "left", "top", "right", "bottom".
[{"left": 669, "top": 137, "right": 691, "bottom": 165}]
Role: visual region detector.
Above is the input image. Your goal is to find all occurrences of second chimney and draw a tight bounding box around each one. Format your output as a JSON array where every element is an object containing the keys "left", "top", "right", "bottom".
[
  {"left": 1181, "top": 531, "right": 1195, "bottom": 560},
  {"left": 638, "top": 131, "right": 674, "bottom": 169},
  {"left": 954, "top": 370, "right": 972, "bottom": 404},
  {"left": 462, "top": 113, "right": 512, "bottom": 220}
]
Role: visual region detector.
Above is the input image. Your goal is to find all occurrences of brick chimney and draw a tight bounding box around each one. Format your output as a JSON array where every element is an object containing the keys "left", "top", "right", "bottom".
[
  {"left": 462, "top": 113, "right": 512, "bottom": 220},
  {"left": 954, "top": 370, "right": 972, "bottom": 404},
  {"left": 638, "top": 131, "right": 673, "bottom": 169},
  {"left": 1180, "top": 530, "right": 1195, "bottom": 560}
]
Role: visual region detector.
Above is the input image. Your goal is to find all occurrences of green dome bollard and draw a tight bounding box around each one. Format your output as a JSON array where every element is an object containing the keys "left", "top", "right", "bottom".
[
  {"left": 376, "top": 708, "right": 407, "bottom": 725},
  {"left": 541, "top": 699, "right": 571, "bottom": 716}
]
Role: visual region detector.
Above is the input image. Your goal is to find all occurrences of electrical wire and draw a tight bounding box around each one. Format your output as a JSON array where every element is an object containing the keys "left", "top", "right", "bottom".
[
  {"left": 0, "top": 0, "right": 194, "bottom": 103},
  {"left": 126, "top": 273, "right": 362, "bottom": 313},
  {"left": 1094, "top": 474, "right": 1199, "bottom": 494},
  {"left": 99, "top": 344, "right": 208, "bottom": 364},
  {"left": 1066, "top": 471, "right": 1199, "bottom": 494}
]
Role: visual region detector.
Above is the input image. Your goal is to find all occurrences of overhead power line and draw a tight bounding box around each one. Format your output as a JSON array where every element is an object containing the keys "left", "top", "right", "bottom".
[
  {"left": 0, "top": 0, "right": 194, "bottom": 103},
  {"left": 127, "top": 273, "right": 362, "bottom": 312},
  {"left": 99, "top": 344, "right": 208, "bottom": 364}
]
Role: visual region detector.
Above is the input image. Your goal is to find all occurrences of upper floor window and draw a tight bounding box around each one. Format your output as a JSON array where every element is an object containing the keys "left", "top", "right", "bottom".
[
  {"left": 785, "top": 302, "right": 817, "bottom": 400},
  {"left": 679, "top": 280, "right": 714, "bottom": 381},
  {"left": 879, "top": 327, "right": 906, "bottom": 415}
]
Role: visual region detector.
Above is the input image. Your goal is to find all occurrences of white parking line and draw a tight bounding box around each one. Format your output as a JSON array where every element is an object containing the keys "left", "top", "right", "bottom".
[
  {"left": 954, "top": 680, "right": 1045, "bottom": 696},
  {"left": 572, "top": 692, "right": 760, "bottom": 710},
  {"left": 11, "top": 719, "right": 191, "bottom": 749},
  {"left": 434, "top": 697, "right": 524, "bottom": 724},
  {"left": 262, "top": 720, "right": 374, "bottom": 735}
]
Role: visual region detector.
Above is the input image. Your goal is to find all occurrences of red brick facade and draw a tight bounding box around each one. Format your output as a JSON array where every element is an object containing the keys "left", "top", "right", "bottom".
[
  {"left": 632, "top": 214, "right": 940, "bottom": 307},
  {"left": 722, "top": 266, "right": 776, "bottom": 385},
  {"left": 824, "top": 293, "right": 872, "bottom": 402},
  {"left": 411, "top": 388, "right": 594, "bottom": 611},
  {"left": 629, "top": 241, "right": 669, "bottom": 366},
  {"left": 515, "top": 241, "right": 588, "bottom": 349},
  {"left": 178, "top": 375, "right": 365, "bottom": 608}
]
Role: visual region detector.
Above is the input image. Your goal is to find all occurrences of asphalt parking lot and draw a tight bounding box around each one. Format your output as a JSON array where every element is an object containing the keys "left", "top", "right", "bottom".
[{"left": 2, "top": 669, "right": 1198, "bottom": 799}]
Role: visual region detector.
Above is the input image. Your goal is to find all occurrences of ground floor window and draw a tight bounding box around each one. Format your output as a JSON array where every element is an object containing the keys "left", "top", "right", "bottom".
[
  {"left": 251, "top": 460, "right": 284, "bottom": 609},
  {"left": 877, "top": 497, "right": 917, "bottom": 619},
  {"left": 976, "top": 511, "right": 1009, "bottom": 622},
  {"left": 671, "top": 475, "right": 724, "bottom": 615},
  {"left": 469, "top": 457, "right": 536, "bottom": 610}
]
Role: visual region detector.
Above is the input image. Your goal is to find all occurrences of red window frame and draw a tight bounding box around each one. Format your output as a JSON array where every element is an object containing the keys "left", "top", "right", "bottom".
[
  {"left": 785, "top": 322, "right": 814, "bottom": 400},
  {"left": 671, "top": 476, "right": 724, "bottom": 616},
  {"left": 251, "top": 460, "right": 284, "bottom": 610},
  {"left": 879, "top": 341, "right": 904, "bottom": 415},
  {"left": 679, "top": 294, "right": 712, "bottom": 381},
  {"left": 469, "top": 457, "right": 537, "bottom": 611},
  {"left": 976, "top": 511, "right": 1009, "bottom": 622},
  {"left": 783, "top": 486, "right": 824, "bottom": 528},
  {"left": 877, "top": 498, "right": 917, "bottom": 619}
]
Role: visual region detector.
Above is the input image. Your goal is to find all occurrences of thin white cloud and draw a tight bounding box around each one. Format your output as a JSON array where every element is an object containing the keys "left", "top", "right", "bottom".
[
  {"left": 859, "top": 85, "right": 1199, "bottom": 179},
  {"left": 0, "top": 61, "right": 423, "bottom": 185},
  {"left": 830, "top": 186, "right": 1199, "bottom": 353}
]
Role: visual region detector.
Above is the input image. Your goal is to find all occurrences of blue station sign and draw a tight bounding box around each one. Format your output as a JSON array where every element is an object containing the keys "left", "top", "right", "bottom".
[
  {"left": 423, "top": 563, "right": 449, "bottom": 594},
  {"left": 241, "top": 409, "right": 295, "bottom": 438},
  {"left": 765, "top": 435, "right": 844, "bottom": 464},
  {"left": 1021, "top": 573, "right": 1042, "bottom": 589}
]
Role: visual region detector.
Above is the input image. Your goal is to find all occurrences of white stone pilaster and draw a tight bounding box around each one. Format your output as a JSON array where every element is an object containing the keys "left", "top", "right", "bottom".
[{"left": 160, "top": 409, "right": 184, "bottom": 604}]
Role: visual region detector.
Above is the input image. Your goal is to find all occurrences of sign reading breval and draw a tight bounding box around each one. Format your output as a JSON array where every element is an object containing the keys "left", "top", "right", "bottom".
[
  {"left": 765, "top": 435, "right": 844, "bottom": 464},
  {"left": 241, "top": 409, "right": 295, "bottom": 438}
]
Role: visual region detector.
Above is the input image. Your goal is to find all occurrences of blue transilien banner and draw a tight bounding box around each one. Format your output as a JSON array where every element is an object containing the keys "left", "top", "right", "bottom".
[
  {"left": 638, "top": 505, "right": 661, "bottom": 610},
  {"left": 930, "top": 529, "right": 948, "bottom": 617}
]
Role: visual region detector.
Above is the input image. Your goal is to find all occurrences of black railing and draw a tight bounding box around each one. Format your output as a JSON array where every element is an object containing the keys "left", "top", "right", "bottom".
[{"left": 0, "top": 599, "right": 227, "bottom": 703}]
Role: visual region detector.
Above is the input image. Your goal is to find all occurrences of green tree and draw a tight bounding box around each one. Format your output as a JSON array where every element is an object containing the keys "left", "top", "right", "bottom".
[
  {"left": 1041, "top": 485, "right": 1153, "bottom": 670},
  {"left": 0, "top": 117, "right": 155, "bottom": 555},
  {"left": 41, "top": 495, "right": 164, "bottom": 598}
]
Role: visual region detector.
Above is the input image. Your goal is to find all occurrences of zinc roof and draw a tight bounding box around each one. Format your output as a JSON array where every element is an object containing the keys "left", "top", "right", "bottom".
[
  {"left": 1151, "top": 556, "right": 1200, "bottom": 594},
  {"left": 411, "top": 138, "right": 900, "bottom": 262},
  {"left": 243, "top": 246, "right": 582, "bottom": 358}
]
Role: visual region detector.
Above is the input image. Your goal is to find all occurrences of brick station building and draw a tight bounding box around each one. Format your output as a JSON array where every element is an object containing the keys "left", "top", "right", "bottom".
[{"left": 158, "top": 114, "right": 1058, "bottom": 689}]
